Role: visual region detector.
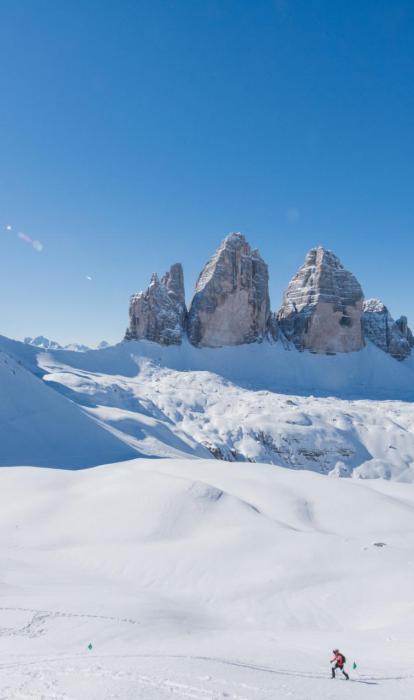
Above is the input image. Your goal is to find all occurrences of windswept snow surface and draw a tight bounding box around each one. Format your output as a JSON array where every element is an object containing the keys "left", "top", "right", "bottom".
[
  {"left": 1, "top": 335, "right": 414, "bottom": 477},
  {"left": 1, "top": 459, "right": 414, "bottom": 698},
  {"left": 0, "top": 349, "right": 138, "bottom": 467}
]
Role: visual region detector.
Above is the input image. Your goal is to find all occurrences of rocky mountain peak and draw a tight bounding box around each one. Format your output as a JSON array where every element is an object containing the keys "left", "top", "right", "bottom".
[
  {"left": 122, "top": 237, "right": 411, "bottom": 362},
  {"left": 125, "top": 263, "right": 187, "bottom": 345},
  {"left": 187, "top": 232, "right": 270, "bottom": 347},
  {"left": 161, "top": 262, "right": 186, "bottom": 306},
  {"left": 278, "top": 247, "right": 364, "bottom": 353},
  {"left": 363, "top": 298, "right": 413, "bottom": 361},
  {"left": 284, "top": 246, "right": 363, "bottom": 308}
]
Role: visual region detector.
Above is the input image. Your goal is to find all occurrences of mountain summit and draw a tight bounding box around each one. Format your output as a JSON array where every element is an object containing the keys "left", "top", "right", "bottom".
[
  {"left": 124, "top": 236, "right": 412, "bottom": 361},
  {"left": 277, "top": 247, "right": 365, "bottom": 353},
  {"left": 363, "top": 299, "right": 414, "bottom": 361},
  {"left": 187, "top": 232, "right": 270, "bottom": 347},
  {"left": 125, "top": 263, "right": 187, "bottom": 345}
]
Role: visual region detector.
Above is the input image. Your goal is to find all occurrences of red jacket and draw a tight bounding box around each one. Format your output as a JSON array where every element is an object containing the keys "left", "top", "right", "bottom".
[{"left": 332, "top": 652, "right": 345, "bottom": 667}]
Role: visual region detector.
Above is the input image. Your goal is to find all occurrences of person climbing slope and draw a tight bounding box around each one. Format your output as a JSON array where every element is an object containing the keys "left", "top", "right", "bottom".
[{"left": 331, "top": 649, "right": 349, "bottom": 680}]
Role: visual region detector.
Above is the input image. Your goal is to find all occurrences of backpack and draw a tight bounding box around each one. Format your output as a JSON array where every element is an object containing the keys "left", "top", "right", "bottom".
[{"left": 338, "top": 654, "right": 346, "bottom": 664}]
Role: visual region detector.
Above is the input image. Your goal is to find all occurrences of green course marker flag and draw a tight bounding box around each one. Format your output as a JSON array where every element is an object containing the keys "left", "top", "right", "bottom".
[
  {"left": 88, "top": 643, "right": 93, "bottom": 650},
  {"left": 353, "top": 662, "right": 357, "bottom": 670}
]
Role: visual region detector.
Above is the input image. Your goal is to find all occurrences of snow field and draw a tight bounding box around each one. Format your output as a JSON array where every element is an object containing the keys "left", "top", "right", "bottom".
[
  {"left": 1, "top": 459, "right": 414, "bottom": 698},
  {"left": 41, "top": 345, "right": 414, "bottom": 480},
  {"left": 2, "top": 335, "right": 414, "bottom": 478}
]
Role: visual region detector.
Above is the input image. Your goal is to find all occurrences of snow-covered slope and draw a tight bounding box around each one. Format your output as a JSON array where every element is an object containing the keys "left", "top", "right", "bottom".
[
  {"left": 0, "top": 459, "right": 414, "bottom": 698},
  {"left": 1, "top": 335, "right": 414, "bottom": 477},
  {"left": 1, "top": 331, "right": 414, "bottom": 696},
  {"left": 0, "top": 348, "right": 139, "bottom": 467}
]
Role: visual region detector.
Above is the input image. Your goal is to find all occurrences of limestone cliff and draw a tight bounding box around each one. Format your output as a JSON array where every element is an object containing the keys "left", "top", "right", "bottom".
[
  {"left": 125, "top": 263, "right": 187, "bottom": 345},
  {"left": 187, "top": 233, "right": 270, "bottom": 347},
  {"left": 278, "top": 247, "right": 364, "bottom": 353}
]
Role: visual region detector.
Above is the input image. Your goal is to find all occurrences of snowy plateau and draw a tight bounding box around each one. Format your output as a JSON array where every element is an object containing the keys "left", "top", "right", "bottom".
[{"left": 1, "top": 333, "right": 414, "bottom": 698}]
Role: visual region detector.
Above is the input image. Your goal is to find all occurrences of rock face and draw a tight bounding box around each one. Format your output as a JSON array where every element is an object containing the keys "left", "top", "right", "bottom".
[
  {"left": 267, "top": 312, "right": 279, "bottom": 342},
  {"left": 187, "top": 233, "right": 270, "bottom": 347},
  {"left": 278, "top": 247, "right": 364, "bottom": 353},
  {"left": 123, "top": 239, "right": 412, "bottom": 362},
  {"left": 125, "top": 263, "right": 187, "bottom": 345},
  {"left": 363, "top": 299, "right": 413, "bottom": 361}
]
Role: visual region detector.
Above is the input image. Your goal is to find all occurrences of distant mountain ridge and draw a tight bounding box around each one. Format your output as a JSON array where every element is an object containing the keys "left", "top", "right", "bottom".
[{"left": 24, "top": 336, "right": 110, "bottom": 352}]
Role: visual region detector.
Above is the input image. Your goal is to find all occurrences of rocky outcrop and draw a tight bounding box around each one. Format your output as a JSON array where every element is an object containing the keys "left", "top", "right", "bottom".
[
  {"left": 267, "top": 312, "right": 279, "bottom": 342},
  {"left": 278, "top": 247, "right": 364, "bottom": 353},
  {"left": 122, "top": 238, "right": 412, "bottom": 362},
  {"left": 187, "top": 233, "right": 270, "bottom": 347},
  {"left": 363, "top": 299, "right": 413, "bottom": 361},
  {"left": 125, "top": 263, "right": 187, "bottom": 345}
]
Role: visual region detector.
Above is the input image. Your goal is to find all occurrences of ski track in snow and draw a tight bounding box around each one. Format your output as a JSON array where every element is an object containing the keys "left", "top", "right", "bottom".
[
  {"left": 1, "top": 649, "right": 414, "bottom": 699},
  {"left": 0, "top": 607, "right": 141, "bottom": 637}
]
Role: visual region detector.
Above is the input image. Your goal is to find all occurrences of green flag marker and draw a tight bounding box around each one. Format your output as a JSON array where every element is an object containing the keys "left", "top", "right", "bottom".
[
  {"left": 88, "top": 643, "right": 93, "bottom": 650},
  {"left": 353, "top": 662, "right": 357, "bottom": 670}
]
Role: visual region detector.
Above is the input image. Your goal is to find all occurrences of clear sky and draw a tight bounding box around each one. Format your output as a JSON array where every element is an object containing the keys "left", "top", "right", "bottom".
[{"left": 1, "top": 0, "right": 413, "bottom": 346}]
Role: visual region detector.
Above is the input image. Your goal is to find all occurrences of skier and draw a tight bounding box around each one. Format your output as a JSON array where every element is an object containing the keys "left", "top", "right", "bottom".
[{"left": 331, "top": 649, "right": 349, "bottom": 680}]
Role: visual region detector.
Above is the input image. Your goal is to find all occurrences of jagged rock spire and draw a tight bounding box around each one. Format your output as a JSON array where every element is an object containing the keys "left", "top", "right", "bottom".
[
  {"left": 187, "top": 232, "right": 270, "bottom": 347},
  {"left": 363, "top": 299, "right": 413, "bottom": 361},
  {"left": 278, "top": 247, "right": 364, "bottom": 353},
  {"left": 125, "top": 263, "right": 187, "bottom": 345}
]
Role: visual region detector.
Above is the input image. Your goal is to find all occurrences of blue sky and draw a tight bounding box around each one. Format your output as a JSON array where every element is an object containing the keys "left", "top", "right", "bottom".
[{"left": 1, "top": 0, "right": 413, "bottom": 345}]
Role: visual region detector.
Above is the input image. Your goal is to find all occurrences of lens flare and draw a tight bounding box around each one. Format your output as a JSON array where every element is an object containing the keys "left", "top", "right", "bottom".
[
  {"left": 2, "top": 222, "right": 44, "bottom": 251},
  {"left": 16, "top": 231, "right": 44, "bottom": 252},
  {"left": 18, "top": 232, "right": 32, "bottom": 243}
]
